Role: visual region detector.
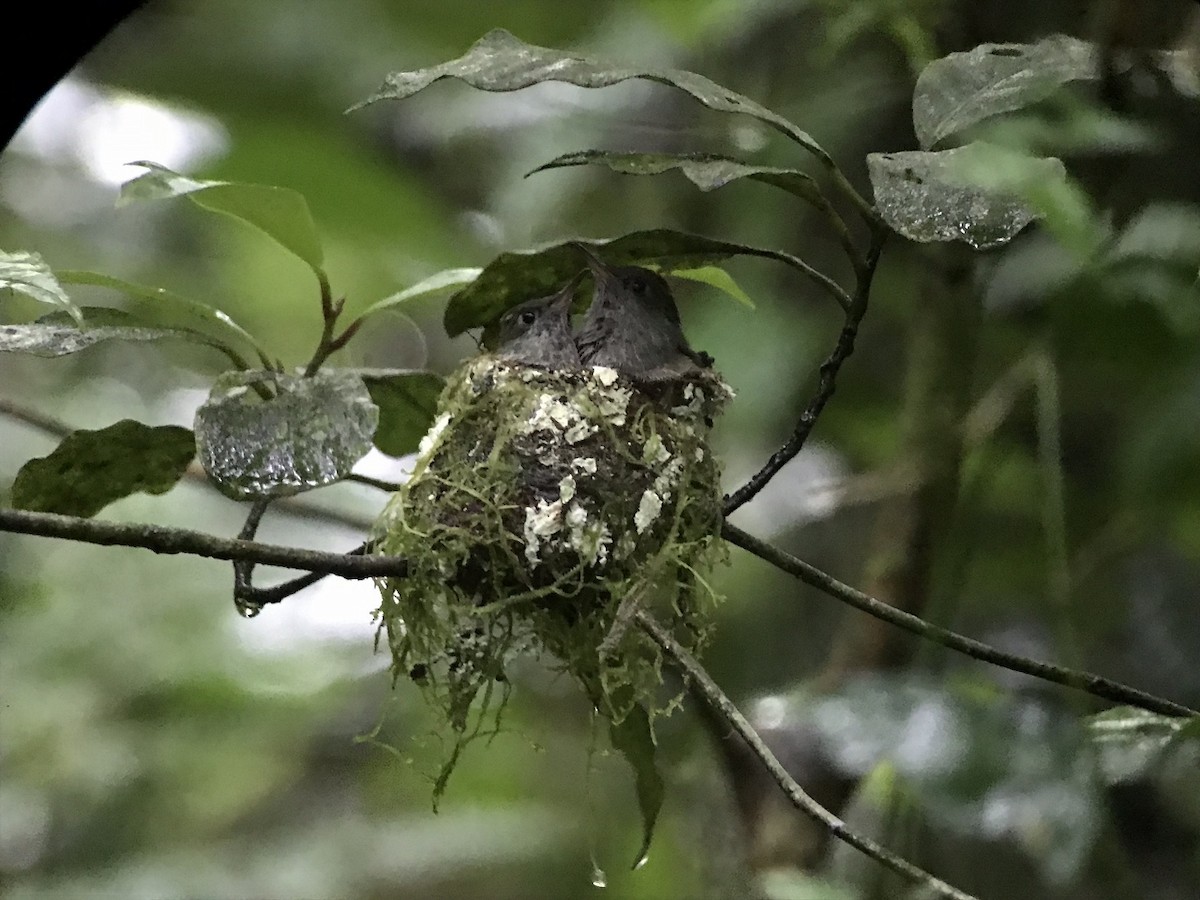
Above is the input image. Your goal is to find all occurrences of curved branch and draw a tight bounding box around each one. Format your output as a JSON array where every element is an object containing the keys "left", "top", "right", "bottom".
[
  {"left": 0, "top": 508, "right": 405, "bottom": 579},
  {"left": 232, "top": 498, "right": 275, "bottom": 615},
  {"left": 636, "top": 610, "right": 978, "bottom": 900},
  {"left": 0, "top": 397, "right": 75, "bottom": 438},
  {"left": 723, "top": 232, "right": 885, "bottom": 515},
  {"left": 346, "top": 472, "right": 402, "bottom": 492},
  {"left": 722, "top": 522, "right": 1198, "bottom": 718},
  {"left": 748, "top": 246, "right": 852, "bottom": 311}
]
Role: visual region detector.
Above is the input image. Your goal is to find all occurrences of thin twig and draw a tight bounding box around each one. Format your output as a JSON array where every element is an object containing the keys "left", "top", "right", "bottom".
[
  {"left": 722, "top": 522, "right": 1199, "bottom": 718},
  {"left": 0, "top": 508, "right": 405, "bottom": 579},
  {"left": 232, "top": 498, "right": 274, "bottom": 615},
  {"left": 723, "top": 231, "right": 883, "bottom": 514},
  {"left": 346, "top": 472, "right": 402, "bottom": 492},
  {"left": 0, "top": 397, "right": 75, "bottom": 438},
  {"left": 751, "top": 246, "right": 853, "bottom": 311},
  {"left": 239, "top": 542, "right": 373, "bottom": 606},
  {"left": 636, "top": 609, "right": 978, "bottom": 900},
  {"left": 303, "top": 270, "right": 348, "bottom": 377}
]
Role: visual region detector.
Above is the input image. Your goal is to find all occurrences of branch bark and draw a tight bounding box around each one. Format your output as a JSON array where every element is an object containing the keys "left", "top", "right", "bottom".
[
  {"left": 0, "top": 507, "right": 405, "bottom": 579},
  {"left": 722, "top": 522, "right": 1198, "bottom": 718}
]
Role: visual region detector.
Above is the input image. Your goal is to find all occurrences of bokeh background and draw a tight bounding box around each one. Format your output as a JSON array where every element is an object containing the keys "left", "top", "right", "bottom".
[{"left": 2, "top": 2, "right": 1199, "bottom": 898}]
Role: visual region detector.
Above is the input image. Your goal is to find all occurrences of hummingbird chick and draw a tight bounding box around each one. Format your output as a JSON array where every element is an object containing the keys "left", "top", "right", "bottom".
[
  {"left": 493, "top": 273, "right": 584, "bottom": 369},
  {"left": 573, "top": 245, "right": 713, "bottom": 380}
]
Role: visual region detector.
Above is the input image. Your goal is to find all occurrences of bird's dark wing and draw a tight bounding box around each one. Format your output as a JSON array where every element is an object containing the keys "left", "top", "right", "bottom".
[{"left": 574, "top": 315, "right": 610, "bottom": 364}]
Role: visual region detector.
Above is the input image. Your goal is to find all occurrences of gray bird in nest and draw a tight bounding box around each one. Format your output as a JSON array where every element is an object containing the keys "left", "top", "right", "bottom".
[
  {"left": 492, "top": 272, "right": 584, "bottom": 368},
  {"left": 572, "top": 244, "right": 713, "bottom": 380}
]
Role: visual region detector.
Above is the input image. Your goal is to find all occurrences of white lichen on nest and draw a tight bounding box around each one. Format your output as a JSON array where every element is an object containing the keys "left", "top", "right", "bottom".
[{"left": 372, "top": 354, "right": 733, "bottom": 792}]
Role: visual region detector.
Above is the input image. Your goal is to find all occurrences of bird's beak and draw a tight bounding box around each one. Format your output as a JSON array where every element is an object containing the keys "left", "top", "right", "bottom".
[
  {"left": 568, "top": 241, "right": 616, "bottom": 285},
  {"left": 551, "top": 269, "right": 586, "bottom": 309}
]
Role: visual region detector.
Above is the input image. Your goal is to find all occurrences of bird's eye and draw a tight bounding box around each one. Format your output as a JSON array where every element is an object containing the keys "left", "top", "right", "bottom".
[
  {"left": 625, "top": 275, "right": 647, "bottom": 294},
  {"left": 519, "top": 309, "right": 537, "bottom": 326}
]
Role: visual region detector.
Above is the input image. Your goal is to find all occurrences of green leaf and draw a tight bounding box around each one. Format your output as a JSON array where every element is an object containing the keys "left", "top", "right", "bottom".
[
  {"left": 357, "top": 368, "right": 446, "bottom": 457},
  {"left": 608, "top": 703, "right": 663, "bottom": 870},
  {"left": 120, "top": 161, "right": 325, "bottom": 274},
  {"left": 12, "top": 421, "right": 195, "bottom": 517},
  {"left": 914, "top": 35, "right": 1098, "bottom": 150},
  {"left": 528, "top": 150, "right": 823, "bottom": 206},
  {"left": 353, "top": 28, "right": 827, "bottom": 161},
  {"left": 1087, "top": 706, "right": 1193, "bottom": 784},
  {"left": 670, "top": 265, "right": 755, "bottom": 308},
  {"left": 0, "top": 307, "right": 230, "bottom": 359},
  {"left": 1176, "top": 716, "right": 1200, "bottom": 741},
  {"left": 357, "top": 267, "right": 483, "bottom": 321},
  {"left": 0, "top": 250, "right": 84, "bottom": 327},
  {"left": 445, "top": 229, "right": 805, "bottom": 336},
  {"left": 194, "top": 369, "right": 379, "bottom": 500},
  {"left": 57, "top": 270, "right": 272, "bottom": 368},
  {"left": 867, "top": 142, "right": 1067, "bottom": 249}
]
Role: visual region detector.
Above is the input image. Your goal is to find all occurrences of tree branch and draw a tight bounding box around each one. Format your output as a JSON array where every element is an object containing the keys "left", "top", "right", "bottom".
[
  {"left": 636, "top": 609, "right": 978, "bottom": 900},
  {"left": 723, "top": 231, "right": 885, "bottom": 515},
  {"left": 722, "top": 522, "right": 1199, "bottom": 718},
  {"left": 346, "top": 472, "right": 402, "bottom": 492},
  {"left": 0, "top": 397, "right": 75, "bottom": 438},
  {"left": 0, "top": 508, "right": 405, "bottom": 579}
]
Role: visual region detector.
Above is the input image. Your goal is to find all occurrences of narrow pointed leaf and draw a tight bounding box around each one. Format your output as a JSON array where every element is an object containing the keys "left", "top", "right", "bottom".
[
  {"left": 353, "top": 28, "right": 827, "bottom": 161},
  {"left": 194, "top": 369, "right": 378, "bottom": 500},
  {"left": 670, "top": 265, "right": 755, "bottom": 308},
  {"left": 12, "top": 420, "right": 195, "bottom": 517},
  {"left": 914, "top": 35, "right": 1098, "bottom": 150},
  {"left": 608, "top": 703, "right": 664, "bottom": 869},
  {"left": 529, "top": 150, "right": 822, "bottom": 206},
  {"left": 358, "top": 267, "right": 483, "bottom": 321},
  {"left": 121, "top": 161, "right": 324, "bottom": 274},
  {"left": 0, "top": 307, "right": 232, "bottom": 360},
  {"left": 0, "top": 250, "right": 84, "bottom": 327},
  {"left": 357, "top": 368, "right": 446, "bottom": 457},
  {"left": 58, "top": 270, "right": 271, "bottom": 367},
  {"left": 867, "top": 143, "right": 1066, "bottom": 249},
  {"left": 445, "top": 229, "right": 803, "bottom": 335}
]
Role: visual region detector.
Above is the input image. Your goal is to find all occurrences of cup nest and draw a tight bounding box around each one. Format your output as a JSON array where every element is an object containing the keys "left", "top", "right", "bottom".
[{"left": 372, "top": 356, "right": 732, "bottom": 797}]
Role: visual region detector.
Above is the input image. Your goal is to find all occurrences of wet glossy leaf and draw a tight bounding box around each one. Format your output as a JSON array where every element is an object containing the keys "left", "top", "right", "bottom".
[
  {"left": 446, "top": 229, "right": 802, "bottom": 336},
  {"left": 57, "top": 270, "right": 272, "bottom": 367},
  {"left": 194, "top": 370, "right": 378, "bottom": 499},
  {"left": 867, "top": 143, "right": 1066, "bottom": 249},
  {"left": 0, "top": 308, "right": 227, "bottom": 359},
  {"left": 357, "top": 268, "right": 483, "bottom": 321},
  {"left": 357, "top": 369, "right": 446, "bottom": 457},
  {"left": 1087, "top": 706, "right": 1194, "bottom": 784},
  {"left": 608, "top": 703, "right": 663, "bottom": 870},
  {"left": 12, "top": 420, "right": 195, "bottom": 517},
  {"left": 354, "top": 28, "right": 826, "bottom": 160},
  {"left": 529, "top": 150, "right": 822, "bottom": 206},
  {"left": 914, "top": 35, "right": 1098, "bottom": 149},
  {"left": 0, "top": 250, "right": 84, "bottom": 327},
  {"left": 120, "top": 161, "right": 325, "bottom": 274}
]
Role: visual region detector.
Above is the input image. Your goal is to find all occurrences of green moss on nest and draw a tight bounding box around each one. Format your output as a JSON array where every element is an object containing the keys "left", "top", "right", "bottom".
[{"left": 373, "top": 356, "right": 732, "bottom": 795}]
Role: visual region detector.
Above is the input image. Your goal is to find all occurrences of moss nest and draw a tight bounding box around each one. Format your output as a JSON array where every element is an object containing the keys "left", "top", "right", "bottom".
[{"left": 373, "top": 357, "right": 732, "bottom": 788}]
